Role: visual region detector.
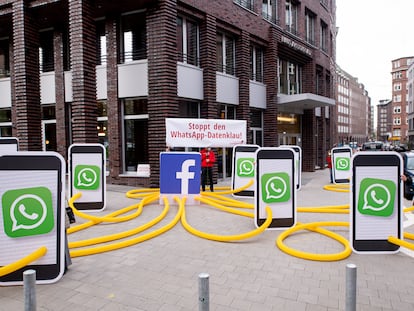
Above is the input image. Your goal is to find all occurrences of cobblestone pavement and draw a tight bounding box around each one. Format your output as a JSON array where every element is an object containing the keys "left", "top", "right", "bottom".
[{"left": 1, "top": 169, "right": 414, "bottom": 311}]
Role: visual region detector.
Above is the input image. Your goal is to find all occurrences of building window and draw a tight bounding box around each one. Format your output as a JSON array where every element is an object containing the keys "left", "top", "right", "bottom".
[
  {"left": 217, "top": 32, "right": 235, "bottom": 75},
  {"left": 285, "top": 0, "right": 298, "bottom": 35},
  {"left": 250, "top": 45, "right": 264, "bottom": 82},
  {"left": 320, "top": 20, "right": 328, "bottom": 52},
  {"left": 0, "top": 39, "right": 10, "bottom": 78},
  {"left": 234, "top": 0, "right": 254, "bottom": 11},
  {"left": 96, "top": 21, "right": 106, "bottom": 65},
  {"left": 121, "top": 12, "right": 147, "bottom": 63},
  {"left": 394, "top": 94, "right": 402, "bottom": 102},
  {"left": 0, "top": 108, "right": 12, "bottom": 137},
  {"left": 262, "top": 0, "right": 278, "bottom": 24},
  {"left": 393, "top": 117, "right": 401, "bottom": 125},
  {"left": 250, "top": 108, "right": 263, "bottom": 146},
  {"left": 176, "top": 16, "right": 199, "bottom": 66},
  {"left": 123, "top": 99, "right": 148, "bottom": 173},
  {"left": 393, "top": 106, "right": 401, "bottom": 114},
  {"left": 278, "top": 59, "right": 302, "bottom": 95},
  {"left": 305, "top": 9, "right": 316, "bottom": 46},
  {"left": 39, "top": 30, "right": 54, "bottom": 72},
  {"left": 394, "top": 83, "right": 402, "bottom": 91}
]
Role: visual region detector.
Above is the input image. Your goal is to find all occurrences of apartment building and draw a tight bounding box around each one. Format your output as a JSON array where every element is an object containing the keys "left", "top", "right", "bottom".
[
  {"left": 390, "top": 56, "right": 414, "bottom": 145},
  {"left": 335, "top": 65, "right": 371, "bottom": 146},
  {"left": 0, "top": 0, "right": 336, "bottom": 186},
  {"left": 377, "top": 99, "right": 392, "bottom": 142},
  {"left": 407, "top": 60, "right": 414, "bottom": 147}
]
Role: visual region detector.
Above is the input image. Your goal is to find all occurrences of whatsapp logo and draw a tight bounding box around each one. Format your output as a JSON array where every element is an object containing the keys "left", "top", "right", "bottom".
[
  {"left": 335, "top": 157, "right": 350, "bottom": 171},
  {"left": 2, "top": 187, "right": 54, "bottom": 238},
  {"left": 74, "top": 165, "right": 100, "bottom": 190},
  {"left": 261, "top": 172, "right": 290, "bottom": 203},
  {"left": 236, "top": 158, "right": 255, "bottom": 177},
  {"left": 358, "top": 178, "right": 395, "bottom": 217}
]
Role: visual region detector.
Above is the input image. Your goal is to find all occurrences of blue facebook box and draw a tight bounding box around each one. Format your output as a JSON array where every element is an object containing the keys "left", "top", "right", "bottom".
[{"left": 160, "top": 152, "right": 201, "bottom": 195}]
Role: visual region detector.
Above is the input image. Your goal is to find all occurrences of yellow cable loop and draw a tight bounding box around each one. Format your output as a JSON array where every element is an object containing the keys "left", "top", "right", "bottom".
[
  {"left": 0, "top": 247, "right": 47, "bottom": 277},
  {"left": 404, "top": 232, "right": 414, "bottom": 240},
  {"left": 69, "top": 196, "right": 184, "bottom": 258},
  {"left": 404, "top": 206, "right": 414, "bottom": 212},
  {"left": 180, "top": 204, "right": 272, "bottom": 242},
  {"left": 298, "top": 207, "right": 349, "bottom": 214},
  {"left": 69, "top": 193, "right": 158, "bottom": 223},
  {"left": 196, "top": 196, "right": 254, "bottom": 218},
  {"left": 67, "top": 193, "right": 157, "bottom": 234},
  {"left": 69, "top": 194, "right": 167, "bottom": 249},
  {"left": 323, "top": 184, "right": 350, "bottom": 193},
  {"left": 202, "top": 179, "right": 254, "bottom": 196},
  {"left": 388, "top": 236, "right": 414, "bottom": 251},
  {"left": 202, "top": 195, "right": 253, "bottom": 209},
  {"left": 125, "top": 188, "right": 160, "bottom": 199},
  {"left": 276, "top": 221, "right": 352, "bottom": 261}
]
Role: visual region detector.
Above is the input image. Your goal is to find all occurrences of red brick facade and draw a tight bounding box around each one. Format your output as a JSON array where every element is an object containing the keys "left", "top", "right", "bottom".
[{"left": 0, "top": 0, "right": 336, "bottom": 186}]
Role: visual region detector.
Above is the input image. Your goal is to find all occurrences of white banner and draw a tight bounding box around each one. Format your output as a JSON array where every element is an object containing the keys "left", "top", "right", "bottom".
[{"left": 166, "top": 118, "right": 246, "bottom": 148}]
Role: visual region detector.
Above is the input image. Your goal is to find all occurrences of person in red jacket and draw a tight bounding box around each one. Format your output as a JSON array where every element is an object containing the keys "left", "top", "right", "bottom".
[
  {"left": 326, "top": 151, "right": 333, "bottom": 183},
  {"left": 201, "top": 147, "right": 216, "bottom": 191}
]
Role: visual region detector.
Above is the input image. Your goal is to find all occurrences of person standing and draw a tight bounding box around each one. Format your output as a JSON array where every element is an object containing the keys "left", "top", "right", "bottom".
[
  {"left": 326, "top": 151, "right": 333, "bottom": 183},
  {"left": 201, "top": 147, "right": 216, "bottom": 192}
]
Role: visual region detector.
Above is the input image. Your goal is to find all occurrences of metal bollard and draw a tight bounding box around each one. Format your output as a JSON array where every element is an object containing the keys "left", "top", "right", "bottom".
[
  {"left": 24, "top": 269, "right": 36, "bottom": 311},
  {"left": 198, "top": 273, "right": 209, "bottom": 311},
  {"left": 345, "top": 263, "right": 357, "bottom": 311}
]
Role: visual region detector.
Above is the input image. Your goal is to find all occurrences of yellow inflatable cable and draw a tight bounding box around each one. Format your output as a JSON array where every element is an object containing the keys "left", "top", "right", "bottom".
[
  {"left": 276, "top": 221, "right": 351, "bottom": 261},
  {"left": 180, "top": 205, "right": 272, "bottom": 242},
  {"left": 388, "top": 236, "right": 414, "bottom": 251},
  {"left": 0, "top": 247, "right": 47, "bottom": 277},
  {"left": 202, "top": 195, "right": 254, "bottom": 209},
  {"left": 403, "top": 206, "right": 414, "bottom": 212},
  {"left": 69, "top": 193, "right": 158, "bottom": 223},
  {"left": 125, "top": 188, "right": 160, "bottom": 199},
  {"left": 69, "top": 194, "right": 167, "bottom": 248},
  {"left": 67, "top": 193, "right": 156, "bottom": 234},
  {"left": 70, "top": 196, "right": 184, "bottom": 258},
  {"left": 202, "top": 179, "right": 254, "bottom": 195},
  {"left": 196, "top": 196, "right": 254, "bottom": 218},
  {"left": 404, "top": 232, "right": 414, "bottom": 240},
  {"left": 298, "top": 207, "right": 349, "bottom": 214},
  {"left": 323, "top": 184, "right": 350, "bottom": 193}
]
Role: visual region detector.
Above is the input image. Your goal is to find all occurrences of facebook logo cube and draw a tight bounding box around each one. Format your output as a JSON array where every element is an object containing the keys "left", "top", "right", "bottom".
[{"left": 160, "top": 152, "right": 201, "bottom": 200}]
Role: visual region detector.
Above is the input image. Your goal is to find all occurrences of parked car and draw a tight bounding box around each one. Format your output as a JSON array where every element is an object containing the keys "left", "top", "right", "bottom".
[
  {"left": 402, "top": 152, "right": 414, "bottom": 200},
  {"left": 360, "top": 141, "right": 384, "bottom": 151}
]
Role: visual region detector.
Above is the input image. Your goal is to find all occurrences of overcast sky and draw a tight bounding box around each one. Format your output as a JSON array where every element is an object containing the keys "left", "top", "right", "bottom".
[{"left": 335, "top": 0, "right": 414, "bottom": 107}]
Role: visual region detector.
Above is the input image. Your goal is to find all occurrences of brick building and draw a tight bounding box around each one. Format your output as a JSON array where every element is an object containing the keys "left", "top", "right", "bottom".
[
  {"left": 390, "top": 56, "right": 414, "bottom": 145},
  {"left": 0, "top": 0, "right": 336, "bottom": 186}
]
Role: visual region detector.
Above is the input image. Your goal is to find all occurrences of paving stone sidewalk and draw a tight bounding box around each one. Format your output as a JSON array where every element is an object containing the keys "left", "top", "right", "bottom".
[{"left": 1, "top": 169, "right": 414, "bottom": 311}]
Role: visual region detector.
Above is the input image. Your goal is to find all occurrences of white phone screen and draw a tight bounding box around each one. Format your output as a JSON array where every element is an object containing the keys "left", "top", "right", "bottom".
[
  {"left": 354, "top": 166, "right": 399, "bottom": 240},
  {"left": 0, "top": 170, "right": 59, "bottom": 265},
  {"left": 71, "top": 152, "right": 103, "bottom": 203},
  {"left": 258, "top": 159, "right": 293, "bottom": 219}
]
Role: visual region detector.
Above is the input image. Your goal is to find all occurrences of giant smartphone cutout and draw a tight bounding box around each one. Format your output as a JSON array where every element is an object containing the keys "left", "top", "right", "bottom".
[
  {"left": 0, "top": 137, "right": 18, "bottom": 155},
  {"left": 280, "top": 145, "right": 302, "bottom": 190},
  {"left": 332, "top": 146, "right": 352, "bottom": 184},
  {"left": 69, "top": 144, "right": 106, "bottom": 211},
  {"left": 255, "top": 148, "right": 296, "bottom": 229},
  {"left": 351, "top": 151, "right": 402, "bottom": 253},
  {"left": 0, "top": 152, "right": 65, "bottom": 285},
  {"left": 232, "top": 144, "right": 259, "bottom": 197}
]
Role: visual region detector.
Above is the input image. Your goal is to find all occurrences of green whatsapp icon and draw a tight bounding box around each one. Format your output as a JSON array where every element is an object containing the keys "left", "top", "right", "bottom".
[
  {"left": 237, "top": 158, "right": 255, "bottom": 177},
  {"left": 358, "top": 178, "right": 395, "bottom": 217},
  {"left": 261, "top": 172, "right": 290, "bottom": 203},
  {"left": 2, "top": 186, "right": 54, "bottom": 238},
  {"left": 335, "top": 157, "right": 350, "bottom": 171},
  {"left": 74, "top": 164, "right": 100, "bottom": 190}
]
